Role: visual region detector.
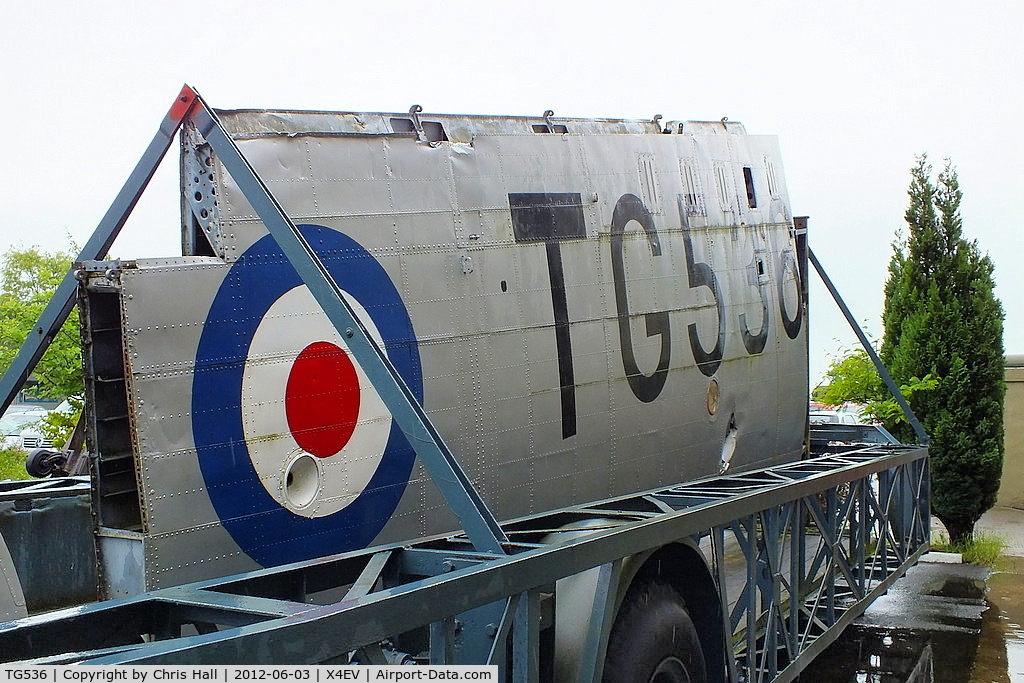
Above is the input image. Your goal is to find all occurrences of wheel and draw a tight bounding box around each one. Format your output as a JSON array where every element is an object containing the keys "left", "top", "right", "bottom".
[
  {"left": 25, "top": 448, "right": 63, "bottom": 478},
  {"left": 602, "top": 580, "right": 707, "bottom": 683}
]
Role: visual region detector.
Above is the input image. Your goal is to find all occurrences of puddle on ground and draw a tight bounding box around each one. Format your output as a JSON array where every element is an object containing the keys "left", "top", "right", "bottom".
[
  {"left": 798, "top": 558, "right": 1024, "bottom": 682},
  {"left": 973, "top": 557, "right": 1024, "bottom": 683},
  {"left": 799, "top": 624, "right": 979, "bottom": 682}
]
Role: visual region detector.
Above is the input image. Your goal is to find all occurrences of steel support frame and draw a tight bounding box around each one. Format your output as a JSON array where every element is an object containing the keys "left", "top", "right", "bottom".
[
  {"left": 0, "top": 92, "right": 196, "bottom": 415},
  {"left": 0, "top": 86, "right": 933, "bottom": 680},
  {"left": 185, "top": 95, "right": 507, "bottom": 556},
  {"left": 0, "top": 447, "right": 929, "bottom": 680},
  {"left": 808, "top": 247, "right": 929, "bottom": 445},
  {"left": 716, "top": 452, "right": 930, "bottom": 682},
  {"left": 0, "top": 85, "right": 507, "bottom": 556}
]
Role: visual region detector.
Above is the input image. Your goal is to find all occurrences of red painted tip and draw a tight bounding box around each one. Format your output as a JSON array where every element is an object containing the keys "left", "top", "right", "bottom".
[{"left": 169, "top": 84, "right": 198, "bottom": 122}]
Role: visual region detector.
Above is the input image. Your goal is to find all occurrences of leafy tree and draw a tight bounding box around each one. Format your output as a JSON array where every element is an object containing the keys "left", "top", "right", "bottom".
[
  {"left": 0, "top": 445, "right": 32, "bottom": 480},
  {"left": 814, "top": 348, "right": 884, "bottom": 408},
  {"left": 880, "top": 156, "right": 1004, "bottom": 544},
  {"left": 814, "top": 346, "right": 937, "bottom": 427},
  {"left": 0, "top": 244, "right": 83, "bottom": 402}
]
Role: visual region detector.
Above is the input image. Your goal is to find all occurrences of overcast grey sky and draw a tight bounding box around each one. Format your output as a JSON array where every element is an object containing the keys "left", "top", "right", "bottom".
[{"left": 2, "top": 0, "right": 1021, "bottom": 384}]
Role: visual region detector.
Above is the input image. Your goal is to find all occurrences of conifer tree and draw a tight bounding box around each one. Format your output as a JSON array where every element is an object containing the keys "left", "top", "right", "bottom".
[{"left": 880, "top": 156, "right": 1004, "bottom": 544}]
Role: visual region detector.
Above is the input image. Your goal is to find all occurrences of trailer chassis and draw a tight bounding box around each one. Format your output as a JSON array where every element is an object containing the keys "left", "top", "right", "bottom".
[
  {"left": 0, "top": 86, "right": 931, "bottom": 681},
  {"left": 0, "top": 445, "right": 929, "bottom": 681}
]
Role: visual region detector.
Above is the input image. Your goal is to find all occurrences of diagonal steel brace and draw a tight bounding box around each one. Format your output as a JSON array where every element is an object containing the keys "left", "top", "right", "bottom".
[
  {"left": 0, "top": 89, "right": 198, "bottom": 415},
  {"left": 808, "top": 247, "right": 929, "bottom": 444},
  {"left": 0, "top": 85, "right": 507, "bottom": 555}
]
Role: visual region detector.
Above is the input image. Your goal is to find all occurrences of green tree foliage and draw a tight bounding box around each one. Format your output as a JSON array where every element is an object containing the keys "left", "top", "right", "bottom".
[
  {"left": 880, "top": 156, "right": 1004, "bottom": 544},
  {"left": 0, "top": 245, "right": 83, "bottom": 401},
  {"left": 814, "top": 347, "right": 938, "bottom": 426},
  {"left": 814, "top": 348, "right": 884, "bottom": 407},
  {"left": 0, "top": 446, "right": 32, "bottom": 480}
]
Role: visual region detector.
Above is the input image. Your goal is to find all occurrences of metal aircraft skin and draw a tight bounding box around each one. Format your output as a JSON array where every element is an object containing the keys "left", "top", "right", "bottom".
[{"left": 80, "top": 109, "right": 807, "bottom": 594}]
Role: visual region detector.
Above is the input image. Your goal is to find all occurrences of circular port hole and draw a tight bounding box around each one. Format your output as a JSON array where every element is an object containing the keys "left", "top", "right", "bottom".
[
  {"left": 284, "top": 453, "right": 321, "bottom": 509},
  {"left": 706, "top": 378, "right": 720, "bottom": 415}
]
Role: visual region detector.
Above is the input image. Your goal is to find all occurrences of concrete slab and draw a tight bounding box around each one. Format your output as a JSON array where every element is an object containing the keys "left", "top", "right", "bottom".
[
  {"left": 976, "top": 506, "right": 1024, "bottom": 557},
  {"left": 921, "top": 551, "right": 963, "bottom": 564},
  {"left": 931, "top": 506, "right": 1024, "bottom": 557},
  {"left": 805, "top": 507, "right": 1024, "bottom": 681},
  {"left": 801, "top": 560, "right": 992, "bottom": 680}
]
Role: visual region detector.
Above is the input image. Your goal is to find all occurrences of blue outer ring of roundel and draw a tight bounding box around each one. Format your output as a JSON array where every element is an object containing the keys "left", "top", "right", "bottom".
[{"left": 192, "top": 225, "right": 422, "bottom": 568}]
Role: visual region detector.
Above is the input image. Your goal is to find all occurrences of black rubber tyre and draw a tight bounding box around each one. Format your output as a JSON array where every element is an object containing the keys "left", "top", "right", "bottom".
[
  {"left": 602, "top": 580, "right": 707, "bottom": 683},
  {"left": 25, "top": 448, "right": 59, "bottom": 478}
]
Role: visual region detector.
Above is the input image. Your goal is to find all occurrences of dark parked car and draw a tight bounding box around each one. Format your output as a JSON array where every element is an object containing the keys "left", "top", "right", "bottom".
[{"left": 809, "top": 422, "right": 901, "bottom": 456}]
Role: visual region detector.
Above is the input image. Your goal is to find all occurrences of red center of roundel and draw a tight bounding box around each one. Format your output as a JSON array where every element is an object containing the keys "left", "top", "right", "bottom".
[{"left": 285, "top": 341, "right": 361, "bottom": 458}]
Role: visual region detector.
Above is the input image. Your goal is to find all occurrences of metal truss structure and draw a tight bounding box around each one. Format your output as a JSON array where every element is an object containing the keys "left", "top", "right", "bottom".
[
  {"left": 0, "top": 86, "right": 931, "bottom": 680},
  {"left": 715, "top": 448, "right": 929, "bottom": 681},
  {"left": 1, "top": 445, "right": 929, "bottom": 681}
]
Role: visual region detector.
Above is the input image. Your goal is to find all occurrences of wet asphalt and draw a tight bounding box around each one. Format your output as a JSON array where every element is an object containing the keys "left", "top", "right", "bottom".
[{"left": 798, "top": 506, "right": 1024, "bottom": 682}]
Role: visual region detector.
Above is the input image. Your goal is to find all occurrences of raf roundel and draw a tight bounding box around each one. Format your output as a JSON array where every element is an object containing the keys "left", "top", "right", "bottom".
[
  {"left": 241, "top": 286, "right": 394, "bottom": 518},
  {"left": 192, "top": 225, "right": 422, "bottom": 567}
]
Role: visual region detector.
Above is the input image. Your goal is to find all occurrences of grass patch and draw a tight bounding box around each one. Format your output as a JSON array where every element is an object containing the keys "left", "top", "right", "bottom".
[
  {"left": 932, "top": 531, "right": 1006, "bottom": 567},
  {"left": 0, "top": 446, "right": 32, "bottom": 481}
]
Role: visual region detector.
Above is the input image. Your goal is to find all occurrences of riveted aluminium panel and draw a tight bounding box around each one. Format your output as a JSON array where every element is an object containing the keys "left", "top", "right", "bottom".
[{"left": 118, "top": 110, "right": 808, "bottom": 588}]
